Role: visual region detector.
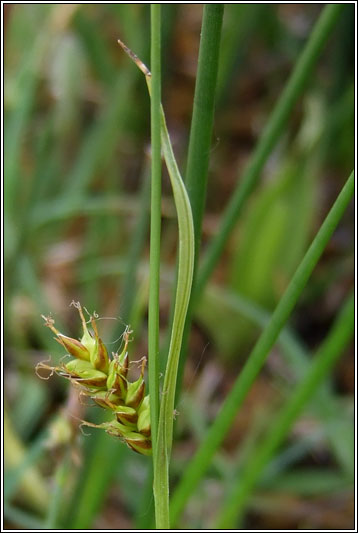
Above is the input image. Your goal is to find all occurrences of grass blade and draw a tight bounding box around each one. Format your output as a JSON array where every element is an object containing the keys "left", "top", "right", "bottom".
[
  {"left": 195, "top": 3, "right": 343, "bottom": 299},
  {"left": 170, "top": 170, "right": 354, "bottom": 524},
  {"left": 118, "top": 32, "right": 195, "bottom": 527},
  {"left": 185, "top": 4, "right": 224, "bottom": 253},
  {"left": 153, "top": 103, "right": 195, "bottom": 529},
  {"left": 174, "top": 4, "right": 224, "bottom": 398},
  {"left": 215, "top": 291, "right": 354, "bottom": 528}
]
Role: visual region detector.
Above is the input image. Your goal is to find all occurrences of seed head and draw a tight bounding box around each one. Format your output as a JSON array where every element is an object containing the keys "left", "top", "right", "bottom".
[
  {"left": 39, "top": 305, "right": 151, "bottom": 456},
  {"left": 42, "top": 315, "right": 91, "bottom": 361},
  {"left": 137, "top": 395, "right": 151, "bottom": 436},
  {"left": 126, "top": 358, "right": 146, "bottom": 408}
]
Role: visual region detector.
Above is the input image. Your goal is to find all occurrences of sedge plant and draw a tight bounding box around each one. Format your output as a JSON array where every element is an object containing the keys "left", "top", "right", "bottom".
[
  {"left": 170, "top": 170, "right": 354, "bottom": 525},
  {"left": 116, "top": 33, "right": 195, "bottom": 527},
  {"left": 39, "top": 10, "right": 195, "bottom": 530},
  {"left": 33, "top": 4, "right": 353, "bottom": 530}
]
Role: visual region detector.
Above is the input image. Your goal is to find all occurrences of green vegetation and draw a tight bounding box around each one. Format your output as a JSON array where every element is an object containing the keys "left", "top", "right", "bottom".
[{"left": 4, "top": 4, "right": 354, "bottom": 530}]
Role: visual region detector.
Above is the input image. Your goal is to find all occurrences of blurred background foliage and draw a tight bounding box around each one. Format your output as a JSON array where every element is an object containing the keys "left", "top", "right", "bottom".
[{"left": 4, "top": 3, "right": 354, "bottom": 529}]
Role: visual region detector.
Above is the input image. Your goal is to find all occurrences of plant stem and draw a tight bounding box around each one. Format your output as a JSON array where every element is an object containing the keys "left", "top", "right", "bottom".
[
  {"left": 117, "top": 34, "right": 195, "bottom": 529},
  {"left": 148, "top": 2, "right": 162, "bottom": 461},
  {"left": 153, "top": 108, "right": 194, "bottom": 529},
  {"left": 215, "top": 291, "right": 354, "bottom": 528},
  {"left": 175, "top": 3, "right": 224, "bottom": 399},
  {"left": 195, "top": 3, "right": 343, "bottom": 301},
  {"left": 185, "top": 4, "right": 224, "bottom": 253},
  {"left": 170, "top": 170, "right": 354, "bottom": 524}
]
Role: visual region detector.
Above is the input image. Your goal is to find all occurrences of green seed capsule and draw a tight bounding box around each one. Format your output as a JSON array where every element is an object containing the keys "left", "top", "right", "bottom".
[
  {"left": 41, "top": 308, "right": 152, "bottom": 457},
  {"left": 72, "top": 302, "right": 96, "bottom": 357},
  {"left": 56, "top": 335, "right": 91, "bottom": 361},
  {"left": 116, "top": 331, "right": 130, "bottom": 377},
  {"left": 106, "top": 357, "right": 128, "bottom": 399},
  {"left": 87, "top": 317, "right": 109, "bottom": 373},
  {"left": 93, "top": 337, "right": 109, "bottom": 373},
  {"left": 126, "top": 377, "right": 145, "bottom": 409},
  {"left": 42, "top": 314, "right": 91, "bottom": 361},
  {"left": 102, "top": 420, "right": 152, "bottom": 455},
  {"left": 114, "top": 405, "right": 138, "bottom": 426},
  {"left": 102, "top": 419, "right": 133, "bottom": 438},
  {"left": 65, "top": 359, "right": 107, "bottom": 387},
  {"left": 116, "top": 350, "right": 129, "bottom": 378},
  {"left": 80, "top": 327, "right": 96, "bottom": 360},
  {"left": 92, "top": 391, "right": 122, "bottom": 409},
  {"left": 126, "top": 360, "right": 146, "bottom": 408},
  {"left": 125, "top": 432, "right": 152, "bottom": 456},
  {"left": 137, "top": 395, "right": 151, "bottom": 436}
]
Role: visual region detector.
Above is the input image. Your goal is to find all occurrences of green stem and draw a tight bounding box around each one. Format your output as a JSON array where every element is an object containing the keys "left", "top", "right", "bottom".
[
  {"left": 215, "top": 291, "right": 354, "bottom": 528},
  {"left": 185, "top": 4, "right": 224, "bottom": 253},
  {"left": 195, "top": 3, "right": 343, "bottom": 300},
  {"left": 148, "top": 2, "right": 162, "bottom": 462},
  {"left": 170, "top": 170, "right": 354, "bottom": 524},
  {"left": 153, "top": 108, "right": 194, "bottom": 529},
  {"left": 117, "top": 35, "right": 195, "bottom": 529},
  {"left": 175, "top": 3, "right": 224, "bottom": 399}
]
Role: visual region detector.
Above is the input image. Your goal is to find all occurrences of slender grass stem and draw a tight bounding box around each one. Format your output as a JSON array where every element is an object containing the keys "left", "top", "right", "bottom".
[
  {"left": 175, "top": 4, "right": 224, "bottom": 399},
  {"left": 148, "top": 2, "right": 162, "bottom": 461},
  {"left": 215, "top": 291, "right": 354, "bottom": 528},
  {"left": 195, "top": 4, "right": 343, "bottom": 300},
  {"left": 185, "top": 4, "right": 224, "bottom": 252},
  {"left": 118, "top": 34, "right": 195, "bottom": 529},
  {"left": 153, "top": 109, "right": 194, "bottom": 529},
  {"left": 170, "top": 170, "right": 354, "bottom": 524}
]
